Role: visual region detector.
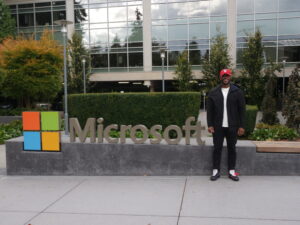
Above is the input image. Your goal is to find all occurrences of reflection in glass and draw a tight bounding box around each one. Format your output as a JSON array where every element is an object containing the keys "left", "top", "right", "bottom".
[
  {"left": 279, "top": 12, "right": 300, "bottom": 18},
  {"left": 90, "top": 29, "right": 108, "bottom": 45},
  {"left": 168, "top": 40, "right": 188, "bottom": 46},
  {"left": 109, "top": 22, "right": 127, "bottom": 28},
  {"left": 91, "top": 54, "right": 108, "bottom": 68},
  {"left": 168, "top": 25, "right": 187, "bottom": 40},
  {"left": 237, "top": 14, "right": 254, "bottom": 21},
  {"left": 189, "top": 1, "right": 209, "bottom": 17},
  {"left": 189, "top": 23, "right": 209, "bottom": 40},
  {"left": 75, "top": 8, "right": 88, "bottom": 23},
  {"left": 128, "top": 25, "right": 143, "bottom": 42},
  {"left": 109, "top": 7, "right": 126, "bottom": 22},
  {"left": 278, "top": 46, "right": 300, "bottom": 62},
  {"left": 75, "top": 30, "right": 89, "bottom": 45},
  {"left": 152, "top": 52, "right": 161, "bottom": 66},
  {"left": 210, "top": 0, "right": 227, "bottom": 16},
  {"left": 151, "top": 4, "right": 167, "bottom": 20},
  {"left": 152, "top": 26, "right": 167, "bottom": 41},
  {"left": 168, "top": 2, "right": 189, "bottom": 19},
  {"left": 36, "top": 12, "right": 52, "bottom": 26},
  {"left": 110, "top": 53, "right": 127, "bottom": 67},
  {"left": 255, "top": 13, "right": 276, "bottom": 20},
  {"left": 264, "top": 47, "right": 276, "bottom": 62},
  {"left": 168, "top": 51, "right": 182, "bottom": 65},
  {"left": 210, "top": 22, "right": 227, "bottom": 37},
  {"left": 19, "top": 13, "right": 34, "bottom": 27},
  {"left": 90, "top": 8, "right": 107, "bottom": 23},
  {"left": 189, "top": 50, "right": 201, "bottom": 65},
  {"left": 279, "top": 18, "right": 300, "bottom": 35},
  {"left": 236, "top": 48, "right": 244, "bottom": 64},
  {"left": 53, "top": 11, "right": 66, "bottom": 21},
  {"left": 109, "top": 27, "right": 127, "bottom": 44},
  {"left": 129, "top": 52, "right": 143, "bottom": 67},
  {"left": 237, "top": 21, "right": 254, "bottom": 37},
  {"left": 255, "top": 0, "right": 277, "bottom": 13},
  {"left": 128, "top": 6, "right": 143, "bottom": 21},
  {"left": 237, "top": 0, "right": 254, "bottom": 14},
  {"left": 279, "top": 0, "right": 300, "bottom": 12},
  {"left": 255, "top": 20, "right": 277, "bottom": 36}
]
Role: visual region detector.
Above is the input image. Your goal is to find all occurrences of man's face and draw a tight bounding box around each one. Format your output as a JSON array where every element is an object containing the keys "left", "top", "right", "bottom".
[{"left": 221, "top": 74, "right": 231, "bottom": 85}]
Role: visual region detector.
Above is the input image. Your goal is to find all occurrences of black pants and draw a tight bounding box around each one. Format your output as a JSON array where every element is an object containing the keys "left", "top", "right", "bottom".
[{"left": 212, "top": 127, "right": 238, "bottom": 171}]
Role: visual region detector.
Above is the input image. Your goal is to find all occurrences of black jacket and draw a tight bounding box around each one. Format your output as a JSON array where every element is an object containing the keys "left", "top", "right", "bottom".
[{"left": 207, "top": 84, "right": 246, "bottom": 129}]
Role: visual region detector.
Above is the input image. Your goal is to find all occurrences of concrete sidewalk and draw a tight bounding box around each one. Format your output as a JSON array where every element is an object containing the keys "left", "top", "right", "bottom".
[{"left": 1, "top": 145, "right": 300, "bottom": 225}]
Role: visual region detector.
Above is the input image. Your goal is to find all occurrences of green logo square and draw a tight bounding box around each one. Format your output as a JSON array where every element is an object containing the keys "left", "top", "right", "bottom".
[{"left": 41, "top": 112, "right": 60, "bottom": 131}]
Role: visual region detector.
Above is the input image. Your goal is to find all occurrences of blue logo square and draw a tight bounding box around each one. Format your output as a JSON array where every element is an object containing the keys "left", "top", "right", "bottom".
[{"left": 24, "top": 131, "right": 41, "bottom": 151}]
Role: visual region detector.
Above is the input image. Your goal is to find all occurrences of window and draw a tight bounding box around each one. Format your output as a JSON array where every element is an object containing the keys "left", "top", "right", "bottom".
[
  {"left": 168, "top": 25, "right": 187, "bottom": 41},
  {"left": 278, "top": 46, "right": 300, "bottom": 62},
  {"left": 110, "top": 53, "right": 127, "bottom": 67},
  {"left": 36, "top": 12, "right": 52, "bottom": 26},
  {"left": 189, "top": 23, "right": 209, "bottom": 40},
  {"left": 255, "top": 0, "right": 277, "bottom": 13},
  {"left": 255, "top": 19, "right": 277, "bottom": 36},
  {"left": 129, "top": 52, "right": 143, "bottom": 67},
  {"left": 237, "top": 0, "right": 254, "bottom": 14},
  {"left": 90, "top": 8, "right": 107, "bottom": 23},
  {"left": 53, "top": 11, "right": 66, "bottom": 21},
  {"left": 91, "top": 54, "right": 108, "bottom": 68},
  {"left": 279, "top": 18, "right": 300, "bottom": 35},
  {"left": 19, "top": 13, "right": 34, "bottom": 27},
  {"left": 279, "top": 0, "right": 300, "bottom": 12}
]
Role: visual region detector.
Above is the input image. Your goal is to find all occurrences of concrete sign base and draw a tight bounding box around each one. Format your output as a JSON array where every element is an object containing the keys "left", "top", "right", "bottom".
[{"left": 5, "top": 136, "right": 300, "bottom": 175}]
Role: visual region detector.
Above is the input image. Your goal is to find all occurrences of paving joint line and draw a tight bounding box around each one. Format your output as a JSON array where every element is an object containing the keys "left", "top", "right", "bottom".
[
  {"left": 23, "top": 178, "right": 86, "bottom": 225},
  {"left": 176, "top": 177, "right": 187, "bottom": 225},
  {"left": 39, "top": 211, "right": 178, "bottom": 218},
  {"left": 180, "top": 215, "right": 300, "bottom": 222}
]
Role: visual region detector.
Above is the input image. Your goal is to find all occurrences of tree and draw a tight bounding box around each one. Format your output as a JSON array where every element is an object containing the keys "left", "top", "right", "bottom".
[
  {"left": 240, "top": 30, "right": 265, "bottom": 107},
  {"left": 0, "top": 30, "right": 63, "bottom": 108},
  {"left": 282, "top": 66, "right": 300, "bottom": 131},
  {"left": 68, "top": 32, "right": 90, "bottom": 94},
  {"left": 173, "top": 51, "right": 194, "bottom": 91},
  {"left": 261, "top": 62, "right": 282, "bottom": 125},
  {"left": 202, "top": 32, "right": 231, "bottom": 91},
  {"left": 0, "top": 0, "right": 16, "bottom": 42}
]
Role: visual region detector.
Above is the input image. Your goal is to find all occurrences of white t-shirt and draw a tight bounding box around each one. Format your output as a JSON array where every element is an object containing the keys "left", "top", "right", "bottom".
[{"left": 221, "top": 87, "right": 230, "bottom": 127}]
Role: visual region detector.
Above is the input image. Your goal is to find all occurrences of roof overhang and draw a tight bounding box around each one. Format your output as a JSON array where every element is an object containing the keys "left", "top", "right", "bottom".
[{"left": 89, "top": 70, "right": 203, "bottom": 82}]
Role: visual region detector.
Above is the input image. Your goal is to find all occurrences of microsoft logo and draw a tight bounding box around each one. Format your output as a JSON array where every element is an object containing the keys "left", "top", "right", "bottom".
[{"left": 22, "top": 112, "right": 61, "bottom": 152}]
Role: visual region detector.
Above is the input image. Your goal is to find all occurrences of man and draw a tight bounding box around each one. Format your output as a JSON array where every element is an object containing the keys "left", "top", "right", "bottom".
[{"left": 207, "top": 69, "right": 246, "bottom": 181}]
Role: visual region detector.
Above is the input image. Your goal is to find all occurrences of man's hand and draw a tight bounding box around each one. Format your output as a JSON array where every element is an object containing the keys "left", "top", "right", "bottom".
[
  {"left": 208, "top": 126, "right": 215, "bottom": 133},
  {"left": 237, "top": 128, "right": 245, "bottom": 136}
]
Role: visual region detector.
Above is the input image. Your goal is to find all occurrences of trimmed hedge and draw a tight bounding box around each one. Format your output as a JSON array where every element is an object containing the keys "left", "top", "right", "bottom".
[
  {"left": 68, "top": 93, "right": 258, "bottom": 137},
  {"left": 68, "top": 92, "right": 201, "bottom": 128},
  {"left": 245, "top": 105, "right": 258, "bottom": 137}
]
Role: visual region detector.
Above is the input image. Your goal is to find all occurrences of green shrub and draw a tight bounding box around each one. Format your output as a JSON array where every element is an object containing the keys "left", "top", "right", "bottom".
[
  {"left": 245, "top": 105, "right": 258, "bottom": 137},
  {"left": 250, "top": 123, "right": 299, "bottom": 141},
  {"left": 68, "top": 92, "right": 201, "bottom": 129},
  {"left": 0, "top": 120, "right": 23, "bottom": 144}
]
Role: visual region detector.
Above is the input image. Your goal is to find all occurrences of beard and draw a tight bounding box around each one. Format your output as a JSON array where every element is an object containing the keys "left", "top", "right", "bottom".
[{"left": 222, "top": 79, "right": 230, "bottom": 85}]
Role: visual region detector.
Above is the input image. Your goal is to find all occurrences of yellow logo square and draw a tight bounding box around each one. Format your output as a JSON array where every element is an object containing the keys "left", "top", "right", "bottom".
[{"left": 42, "top": 132, "right": 60, "bottom": 151}]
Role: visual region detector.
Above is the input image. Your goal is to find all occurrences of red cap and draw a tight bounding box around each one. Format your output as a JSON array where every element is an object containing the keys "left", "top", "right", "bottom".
[{"left": 220, "top": 69, "right": 232, "bottom": 78}]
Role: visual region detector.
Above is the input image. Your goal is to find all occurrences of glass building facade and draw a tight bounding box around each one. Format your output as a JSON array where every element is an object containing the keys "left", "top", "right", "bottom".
[
  {"left": 5, "top": 0, "right": 300, "bottom": 82},
  {"left": 74, "top": 0, "right": 144, "bottom": 72},
  {"left": 151, "top": 0, "right": 227, "bottom": 70},
  {"left": 237, "top": 0, "right": 300, "bottom": 65},
  {"left": 8, "top": 1, "right": 66, "bottom": 42}
]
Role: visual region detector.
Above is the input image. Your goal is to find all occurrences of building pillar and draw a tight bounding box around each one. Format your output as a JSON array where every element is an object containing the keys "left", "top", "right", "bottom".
[
  {"left": 143, "top": 0, "right": 152, "bottom": 72},
  {"left": 66, "top": 0, "right": 75, "bottom": 39},
  {"left": 227, "top": 0, "right": 237, "bottom": 68}
]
